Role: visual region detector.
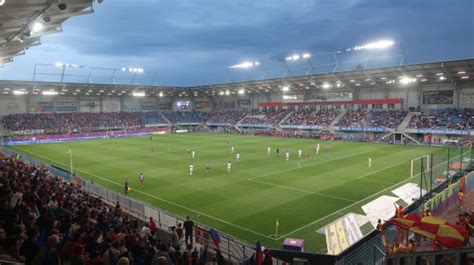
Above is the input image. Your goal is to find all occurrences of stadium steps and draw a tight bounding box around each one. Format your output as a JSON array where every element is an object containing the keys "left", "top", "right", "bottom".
[
  {"left": 235, "top": 113, "right": 250, "bottom": 126},
  {"left": 275, "top": 110, "right": 295, "bottom": 128},
  {"left": 397, "top": 112, "right": 418, "bottom": 132},
  {"left": 328, "top": 110, "right": 347, "bottom": 130},
  {"left": 159, "top": 112, "right": 173, "bottom": 125}
]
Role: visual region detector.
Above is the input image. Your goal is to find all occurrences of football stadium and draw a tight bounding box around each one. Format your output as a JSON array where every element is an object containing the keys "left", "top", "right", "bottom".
[{"left": 0, "top": 1, "right": 473, "bottom": 264}]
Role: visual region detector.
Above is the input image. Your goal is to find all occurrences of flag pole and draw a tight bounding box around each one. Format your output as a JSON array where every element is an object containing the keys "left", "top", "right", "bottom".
[
  {"left": 69, "top": 149, "right": 74, "bottom": 180},
  {"left": 275, "top": 218, "right": 279, "bottom": 239}
]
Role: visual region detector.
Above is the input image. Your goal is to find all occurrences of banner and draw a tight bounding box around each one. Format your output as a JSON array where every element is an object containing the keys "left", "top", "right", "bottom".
[
  {"left": 337, "top": 127, "right": 388, "bottom": 132},
  {"left": 321, "top": 213, "right": 365, "bottom": 255},
  {"left": 30, "top": 101, "right": 54, "bottom": 112},
  {"left": 195, "top": 101, "right": 210, "bottom": 109},
  {"left": 56, "top": 101, "right": 78, "bottom": 112}
]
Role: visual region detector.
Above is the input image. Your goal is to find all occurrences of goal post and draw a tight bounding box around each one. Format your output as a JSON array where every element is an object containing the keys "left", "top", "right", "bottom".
[{"left": 410, "top": 154, "right": 430, "bottom": 179}]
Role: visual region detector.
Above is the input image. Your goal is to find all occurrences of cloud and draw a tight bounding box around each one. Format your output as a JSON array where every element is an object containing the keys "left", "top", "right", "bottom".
[{"left": 1, "top": 0, "right": 473, "bottom": 86}]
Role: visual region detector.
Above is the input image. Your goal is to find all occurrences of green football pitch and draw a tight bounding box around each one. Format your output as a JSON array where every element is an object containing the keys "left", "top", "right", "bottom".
[{"left": 10, "top": 133, "right": 451, "bottom": 251}]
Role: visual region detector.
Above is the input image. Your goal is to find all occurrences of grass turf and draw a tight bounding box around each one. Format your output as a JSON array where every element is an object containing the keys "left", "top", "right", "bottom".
[{"left": 10, "top": 133, "right": 451, "bottom": 252}]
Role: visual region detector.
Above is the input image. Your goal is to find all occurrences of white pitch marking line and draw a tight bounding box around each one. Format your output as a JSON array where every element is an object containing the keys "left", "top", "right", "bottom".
[
  {"left": 248, "top": 179, "right": 356, "bottom": 203},
  {"left": 12, "top": 146, "right": 272, "bottom": 239}
]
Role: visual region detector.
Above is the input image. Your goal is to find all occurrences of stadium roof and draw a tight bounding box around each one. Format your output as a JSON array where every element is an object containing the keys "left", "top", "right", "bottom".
[
  {"left": 0, "top": 0, "right": 95, "bottom": 67},
  {"left": 0, "top": 58, "right": 473, "bottom": 97}
]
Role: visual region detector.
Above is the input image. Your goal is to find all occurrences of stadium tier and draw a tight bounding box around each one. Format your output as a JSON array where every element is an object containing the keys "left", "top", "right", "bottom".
[{"left": 0, "top": 59, "right": 473, "bottom": 265}]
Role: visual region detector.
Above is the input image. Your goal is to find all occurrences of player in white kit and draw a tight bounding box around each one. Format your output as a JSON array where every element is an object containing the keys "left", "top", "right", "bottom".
[
  {"left": 227, "top": 161, "right": 232, "bottom": 173},
  {"left": 231, "top": 146, "right": 235, "bottom": 154},
  {"left": 316, "top": 143, "right": 320, "bottom": 155},
  {"left": 192, "top": 150, "right": 196, "bottom": 159},
  {"left": 236, "top": 153, "right": 240, "bottom": 161},
  {"left": 267, "top": 146, "right": 271, "bottom": 155},
  {"left": 285, "top": 151, "right": 290, "bottom": 161},
  {"left": 298, "top": 149, "right": 302, "bottom": 159}
]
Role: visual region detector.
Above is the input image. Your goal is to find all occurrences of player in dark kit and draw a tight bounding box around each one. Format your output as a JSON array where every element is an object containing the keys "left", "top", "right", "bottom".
[{"left": 276, "top": 148, "right": 280, "bottom": 156}]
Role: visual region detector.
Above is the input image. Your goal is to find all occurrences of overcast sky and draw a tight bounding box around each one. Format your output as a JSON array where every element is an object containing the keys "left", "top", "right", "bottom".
[{"left": 1, "top": 0, "right": 473, "bottom": 86}]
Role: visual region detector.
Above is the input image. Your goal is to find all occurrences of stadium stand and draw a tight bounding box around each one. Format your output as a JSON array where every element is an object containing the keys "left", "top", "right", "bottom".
[
  {"left": 408, "top": 108, "right": 474, "bottom": 130},
  {"left": 282, "top": 109, "right": 340, "bottom": 127},
  {"left": 336, "top": 109, "right": 408, "bottom": 129},
  {"left": 0, "top": 151, "right": 225, "bottom": 265},
  {"left": 162, "top": 111, "right": 212, "bottom": 124},
  {"left": 2, "top": 112, "right": 147, "bottom": 133},
  {"left": 144, "top": 112, "right": 168, "bottom": 125},
  {"left": 206, "top": 111, "right": 247, "bottom": 125},
  {"left": 239, "top": 110, "right": 290, "bottom": 126}
]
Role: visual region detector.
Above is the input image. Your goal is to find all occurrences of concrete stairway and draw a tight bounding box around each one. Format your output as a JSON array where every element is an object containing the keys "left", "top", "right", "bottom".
[
  {"left": 159, "top": 112, "right": 173, "bottom": 125},
  {"left": 397, "top": 112, "right": 418, "bottom": 132},
  {"left": 275, "top": 111, "right": 295, "bottom": 128},
  {"left": 328, "top": 110, "right": 347, "bottom": 130}
]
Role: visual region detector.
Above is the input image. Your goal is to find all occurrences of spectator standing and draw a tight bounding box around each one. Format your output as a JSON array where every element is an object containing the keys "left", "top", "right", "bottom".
[{"left": 183, "top": 216, "right": 194, "bottom": 246}]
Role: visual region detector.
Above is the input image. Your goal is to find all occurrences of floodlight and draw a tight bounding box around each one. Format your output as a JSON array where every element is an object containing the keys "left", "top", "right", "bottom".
[
  {"left": 302, "top": 53, "right": 311, "bottom": 59},
  {"left": 416, "top": 74, "right": 423, "bottom": 77},
  {"left": 351, "top": 40, "right": 394, "bottom": 51},
  {"left": 436, "top": 73, "right": 443, "bottom": 76},
  {"left": 400, "top": 77, "right": 416, "bottom": 84},
  {"left": 238, "top": 89, "right": 245, "bottom": 95},
  {"left": 42, "top": 90, "right": 58, "bottom": 95},
  {"left": 0, "top": 0, "right": 5, "bottom": 7},
  {"left": 55, "top": 62, "right": 64, "bottom": 67},
  {"left": 132, "top": 91, "right": 146, "bottom": 97},
  {"left": 461, "top": 76, "right": 469, "bottom": 79},
  {"left": 229, "top": 61, "right": 259, "bottom": 69},
  {"left": 420, "top": 79, "right": 428, "bottom": 82},
  {"left": 159, "top": 92, "right": 164, "bottom": 97},
  {"left": 121, "top": 68, "right": 126, "bottom": 71},
  {"left": 13, "top": 90, "right": 27, "bottom": 95},
  {"left": 225, "top": 90, "right": 230, "bottom": 95},
  {"left": 219, "top": 91, "right": 224, "bottom": 95},
  {"left": 32, "top": 22, "right": 43, "bottom": 33},
  {"left": 322, "top": 83, "right": 330, "bottom": 89},
  {"left": 439, "top": 76, "right": 447, "bottom": 80},
  {"left": 457, "top": 71, "right": 466, "bottom": 75},
  {"left": 282, "top": 86, "right": 289, "bottom": 92}
]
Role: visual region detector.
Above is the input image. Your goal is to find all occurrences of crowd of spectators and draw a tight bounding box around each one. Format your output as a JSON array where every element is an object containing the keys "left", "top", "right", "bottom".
[
  {"left": 282, "top": 109, "right": 339, "bottom": 127},
  {"left": 336, "top": 110, "right": 408, "bottom": 129},
  {"left": 3, "top": 112, "right": 147, "bottom": 133},
  {"left": 0, "top": 152, "right": 225, "bottom": 265},
  {"left": 239, "top": 110, "right": 290, "bottom": 126},
  {"left": 144, "top": 113, "right": 168, "bottom": 125},
  {"left": 206, "top": 111, "right": 247, "bottom": 125},
  {"left": 408, "top": 108, "right": 474, "bottom": 130},
  {"left": 163, "top": 112, "right": 211, "bottom": 124}
]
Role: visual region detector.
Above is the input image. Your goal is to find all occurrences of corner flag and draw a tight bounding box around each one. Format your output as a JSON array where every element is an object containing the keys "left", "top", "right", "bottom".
[{"left": 275, "top": 218, "right": 279, "bottom": 238}]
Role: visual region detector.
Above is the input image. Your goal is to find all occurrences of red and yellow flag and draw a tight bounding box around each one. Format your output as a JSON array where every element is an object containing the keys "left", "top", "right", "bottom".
[
  {"left": 386, "top": 212, "right": 420, "bottom": 230},
  {"left": 411, "top": 216, "right": 468, "bottom": 249}
]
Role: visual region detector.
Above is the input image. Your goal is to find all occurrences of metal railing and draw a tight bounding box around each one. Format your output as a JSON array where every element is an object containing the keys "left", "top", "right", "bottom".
[{"left": 2, "top": 148, "right": 255, "bottom": 264}]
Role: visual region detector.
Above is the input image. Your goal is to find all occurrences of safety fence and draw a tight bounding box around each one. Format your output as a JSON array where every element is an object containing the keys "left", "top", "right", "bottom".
[{"left": 2, "top": 147, "right": 255, "bottom": 264}]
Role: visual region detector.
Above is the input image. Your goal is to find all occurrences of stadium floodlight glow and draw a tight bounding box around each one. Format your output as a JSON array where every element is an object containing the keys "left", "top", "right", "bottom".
[
  {"left": 132, "top": 91, "right": 146, "bottom": 97},
  {"left": 302, "top": 53, "right": 311, "bottom": 59},
  {"left": 461, "top": 76, "right": 469, "bottom": 79},
  {"left": 352, "top": 40, "right": 395, "bottom": 51},
  {"left": 42, "top": 90, "right": 58, "bottom": 95},
  {"left": 228, "top": 61, "right": 260, "bottom": 69},
  {"left": 0, "top": 0, "right": 5, "bottom": 7},
  {"left": 400, "top": 77, "right": 416, "bottom": 84},
  {"left": 13, "top": 90, "right": 27, "bottom": 95},
  {"left": 238, "top": 89, "right": 245, "bottom": 95},
  {"left": 416, "top": 74, "right": 423, "bottom": 77},
  {"left": 421, "top": 78, "right": 428, "bottom": 82},
  {"left": 322, "top": 83, "right": 330, "bottom": 89},
  {"left": 439, "top": 76, "right": 447, "bottom": 80},
  {"left": 32, "top": 22, "right": 43, "bottom": 33},
  {"left": 122, "top": 67, "right": 144, "bottom": 73},
  {"left": 458, "top": 71, "right": 466, "bottom": 75},
  {"left": 55, "top": 62, "right": 64, "bottom": 67},
  {"left": 159, "top": 92, "right": 164, "bottom": 97},
  {"left": 436, "top": 73, "right": 443, "bottom": 76},
  {"left": 282, "top": 85, "right": 289, "bottom": 92},
  {"left": 225, "top": 90, "right": 230, "bottom": 95}
]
